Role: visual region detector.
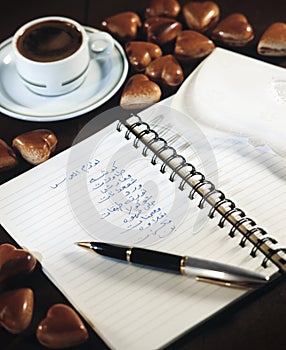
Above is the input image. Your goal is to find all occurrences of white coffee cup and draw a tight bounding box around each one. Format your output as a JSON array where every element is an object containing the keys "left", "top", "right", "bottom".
[{"left": 12, "top": 16, "right": 114, "bottom": 96}]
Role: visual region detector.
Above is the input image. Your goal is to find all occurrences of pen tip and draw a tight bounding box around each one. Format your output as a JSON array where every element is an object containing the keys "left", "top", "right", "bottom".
[{"left": 75, "top": 242, "right": 93, "bottom": 250}]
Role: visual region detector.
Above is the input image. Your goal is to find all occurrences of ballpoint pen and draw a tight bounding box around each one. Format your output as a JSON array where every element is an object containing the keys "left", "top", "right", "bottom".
[{"left": 76, "top": 241, "right": 270, "bottom": 289}]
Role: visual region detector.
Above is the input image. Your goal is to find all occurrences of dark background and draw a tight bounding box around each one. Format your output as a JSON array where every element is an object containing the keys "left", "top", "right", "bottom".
[{"left": 0, "top": 1, "right": 286, "bottom": 349}]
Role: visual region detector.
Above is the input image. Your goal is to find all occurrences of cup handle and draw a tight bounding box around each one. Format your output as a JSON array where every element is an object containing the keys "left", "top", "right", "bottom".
[{"left": 89, "top": 31, "right": 114, "bottom": 59}]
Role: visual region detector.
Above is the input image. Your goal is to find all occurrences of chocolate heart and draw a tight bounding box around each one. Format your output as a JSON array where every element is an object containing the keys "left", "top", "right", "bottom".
[
  {"left": 145, "top": 54, "right": 184, "bottom": 86},
  {"left": 174, "top": 30, "right": 215, "bottom": 61},
  {"left": 36, "top": 304, "right": 89, "bottom": 349},
  {"left": 257, "top": 22, "right": 286, "bottom": 56},
  {"left": 143, "top": 17, "right": 182, "bottom": 45},
  {"left": 182, "top": 1, "right": 220, "bottom": 32},
  {"left": 12, "top": 129, "right": 57, "bottom": 165},
  {"left": 145, "top": 0, "right": 181, "bottom": 19},
  {"left": 120, "top": 74, "right": 162, "bottom": 110},
  {"left": 0, "top": 243, "right": 37, "bottom": 283},
  {"left": 211, "top": 13, "right": 254, "bottom": 47},
  {"left": 0, "top": 139, "right": 18, "bottom": 172},
  {"left": 101, "top": 11, "right": 142, "bottom": 40},
  {"left": 125, "top": 41, "right": 162, "bottom": 71},
  {"left": 0, "top": 288, "right": 34, "bottom": 334}
]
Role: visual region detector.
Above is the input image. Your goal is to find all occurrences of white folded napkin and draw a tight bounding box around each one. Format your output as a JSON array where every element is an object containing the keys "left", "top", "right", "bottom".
[{"left": 172, "top": 48, "right": 286, "bottom": 157}]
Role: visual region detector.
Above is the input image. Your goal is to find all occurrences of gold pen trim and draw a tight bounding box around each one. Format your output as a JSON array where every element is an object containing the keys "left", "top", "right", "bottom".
[
  {"left": 126, "top": 248, "right": 132, "bottom": 263},
  {"left": 76, "top": 242, "right": 93, "bottom": 251},
  {"left": 180, "top": 256, "right": 188, "bottom": 275},
  {"left": 195, "top": 276, "right": 253, "bottom": 289}
]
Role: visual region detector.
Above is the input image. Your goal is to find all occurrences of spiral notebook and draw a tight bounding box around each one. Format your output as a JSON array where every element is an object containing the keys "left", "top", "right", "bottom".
[{"left": 1, "top": 49, "right": 286, "bottom": 350}]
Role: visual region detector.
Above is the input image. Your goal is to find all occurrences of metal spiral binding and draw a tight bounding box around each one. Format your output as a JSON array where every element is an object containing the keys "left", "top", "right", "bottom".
[
  {"left": 170, "top": 162, "right": 195, "bottom": 182},
  {"left": 262, "top": 248, "right": 286, "bottom": 268},
  {"left": 142, "top": 131, "right": 159, "bottom": 156},
  {"left": 228, "top": 217, "right": 256, "bottom": 238},
  {"left": 250, "top": 237, "right": 278, "bottom": 257},
  {"left": 239, "top": 227, "right": 267, "bottom": 248},
  {"left": 160, "top": 154, "right": 185, "bottom": 174},
  {"left": 117, "top": 115, "right": 286, "bottom": 274},
  {"left": 218, "top": 207, "right": 245, "bottom": 228}
]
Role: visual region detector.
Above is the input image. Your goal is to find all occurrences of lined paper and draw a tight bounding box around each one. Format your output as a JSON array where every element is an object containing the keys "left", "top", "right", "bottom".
[{"left": 1, "top": 107, "right": 286, "bottom": 350}]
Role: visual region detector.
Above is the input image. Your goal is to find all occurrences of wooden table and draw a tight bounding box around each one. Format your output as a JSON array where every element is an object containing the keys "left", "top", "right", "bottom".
[{"left": 1, "top": 1, "right": 286, "bottom": 349}]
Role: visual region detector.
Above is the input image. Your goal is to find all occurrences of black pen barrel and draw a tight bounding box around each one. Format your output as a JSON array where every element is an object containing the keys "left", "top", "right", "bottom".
[
  {"left": 91, "top": 242, "right": 127, "bottom": 261},
  {"left": 131, "top": 248, "right": 182, "bottom": 273},
  {"left": 92, "top": 243, "right": 182, "bottom": 272}
]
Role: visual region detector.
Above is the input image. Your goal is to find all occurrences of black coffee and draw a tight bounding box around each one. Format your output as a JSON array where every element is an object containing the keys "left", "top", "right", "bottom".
[{"left": 16, "top": 20, "right": 83, "bottom": 62}]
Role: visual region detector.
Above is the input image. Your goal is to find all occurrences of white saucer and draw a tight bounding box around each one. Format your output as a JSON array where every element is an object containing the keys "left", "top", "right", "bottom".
[{"left": 0, "top": 26, "right": 128, "bottom": 122}]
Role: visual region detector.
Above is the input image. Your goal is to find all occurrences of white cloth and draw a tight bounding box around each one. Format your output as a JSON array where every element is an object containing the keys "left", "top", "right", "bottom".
[{"left": 172, "top": 48, "right": 286, "bottom": 158}]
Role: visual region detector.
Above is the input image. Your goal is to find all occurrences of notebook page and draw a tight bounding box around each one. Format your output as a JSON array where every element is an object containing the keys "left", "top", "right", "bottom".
[{"left": 0, "top": 114, "right": 285, "bottom": 350}]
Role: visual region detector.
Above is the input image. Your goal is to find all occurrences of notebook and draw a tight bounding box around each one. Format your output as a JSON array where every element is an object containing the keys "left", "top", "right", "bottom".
[{"left": 0, "top": 48, "right": 286, "bottom": 350}]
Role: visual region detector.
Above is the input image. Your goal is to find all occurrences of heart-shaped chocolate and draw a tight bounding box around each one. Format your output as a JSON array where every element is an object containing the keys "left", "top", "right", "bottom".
[
  {"left": 257, "top": 22, "right": 286, "bottom": 56},
  {"left": 211, "top": 13, "right": 254, "bottom": 47},
  {"left": 145, "top": 54, "right": 184, "bottom": 86},
  {"left": 36, "top": 304, "right": 89, "bottom": 349},
  {"left": 143, "top": 16, "right": 182, "bottom": 45},
  {"left": 125, "top": 41, "right": 162, "bottom": 71},
  {"left": 12, "top": 129, "right": 57, "bottom": 165},
  {"left": 182, "top": 1, "right": 220, "bottom": 32},
  {"left": 0, "top": 288, "right": 34, "bottom": 334},
  {"left": 0, "top": 243, "right": 37, "bottom": 283},
  {"left": 145, "top": 0, "right": 181, "bottom": 19},
  {"left": 101, "top": 11, "right": 142, "bottom": 40},
  {"left": 120, "top": 74, "right": 162, "bottom": 110},
  {"left": 174, "top": 30, "right": 215, "bottom": 61},
  {"left": 0, "top": 139, "right": 18, "bottom": 172}
]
